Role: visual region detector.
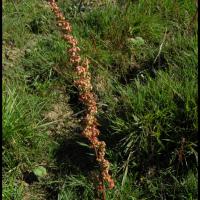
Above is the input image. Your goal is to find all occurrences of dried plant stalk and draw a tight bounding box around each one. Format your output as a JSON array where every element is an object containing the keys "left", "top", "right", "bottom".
[{"left": 48, "top": 0, "right": 115, "bottom": 196}]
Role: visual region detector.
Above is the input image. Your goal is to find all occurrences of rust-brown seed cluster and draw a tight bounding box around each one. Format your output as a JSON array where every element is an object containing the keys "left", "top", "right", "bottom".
[{"left": 49, "top": 0, "right": 114, "bottom": 191}]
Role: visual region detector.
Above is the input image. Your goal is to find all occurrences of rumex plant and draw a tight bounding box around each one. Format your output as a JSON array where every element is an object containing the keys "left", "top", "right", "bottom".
[{"left": 48, "top": 0, "right": 114, "bottom": 198}]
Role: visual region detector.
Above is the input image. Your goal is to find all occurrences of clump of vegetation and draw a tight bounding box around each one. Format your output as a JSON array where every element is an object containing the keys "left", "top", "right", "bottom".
[{"left": 3, "top": 0, "right": 197, "bottom": 199}]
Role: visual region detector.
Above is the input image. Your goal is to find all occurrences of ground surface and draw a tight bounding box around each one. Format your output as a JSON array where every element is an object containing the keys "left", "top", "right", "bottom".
[{"left": 2, "top": 0, "right": 198, "bottom": 199}]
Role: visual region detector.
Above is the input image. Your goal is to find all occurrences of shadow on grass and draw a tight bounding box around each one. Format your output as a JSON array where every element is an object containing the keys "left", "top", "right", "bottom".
[
  {"left": 54, "top": 136, "right": 97, "bottom": 175},
  {"left": 44, "top": 132, "right": 98, "bottom": 200}
]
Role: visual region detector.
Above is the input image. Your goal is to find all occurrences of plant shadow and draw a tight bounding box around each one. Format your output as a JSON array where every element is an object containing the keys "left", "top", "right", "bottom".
[
  {"left": 54, "top": 136, "right": 98, "bottom": 175},
  {"left": 44, "top": 131, "right": 98, "bottom": 200}
]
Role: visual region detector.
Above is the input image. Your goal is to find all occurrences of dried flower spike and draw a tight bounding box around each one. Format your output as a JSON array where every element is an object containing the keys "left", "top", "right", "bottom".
[{"left": 49, "top": 0, "right": 115, "bottom": 192}]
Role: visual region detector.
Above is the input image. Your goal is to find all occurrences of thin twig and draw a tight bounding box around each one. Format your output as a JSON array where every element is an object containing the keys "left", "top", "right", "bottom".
[
  {"left": 153, "top": 28, "right": 168, "bottom": 64},
  {"left": 121, "top": 151, "right": 133, "bottom": 188}
]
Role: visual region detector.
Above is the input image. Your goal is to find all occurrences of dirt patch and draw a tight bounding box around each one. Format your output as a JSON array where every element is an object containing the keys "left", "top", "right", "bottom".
[
  {"left": 2, "top": 38, "right": 38, "bottom": 72},
  {"left": 44, "top": 86, "right": 81, "bottom": 138}
]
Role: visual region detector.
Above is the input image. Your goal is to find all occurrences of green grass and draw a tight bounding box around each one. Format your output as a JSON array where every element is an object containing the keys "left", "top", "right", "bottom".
[{"left": 3, "top": 0, "right": 198, "bottom": 199}]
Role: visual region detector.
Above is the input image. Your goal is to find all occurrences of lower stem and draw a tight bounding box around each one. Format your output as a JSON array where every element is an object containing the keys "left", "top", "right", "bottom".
[{"left": 100, "top": 172, "right": 106, "bottom": 200}]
